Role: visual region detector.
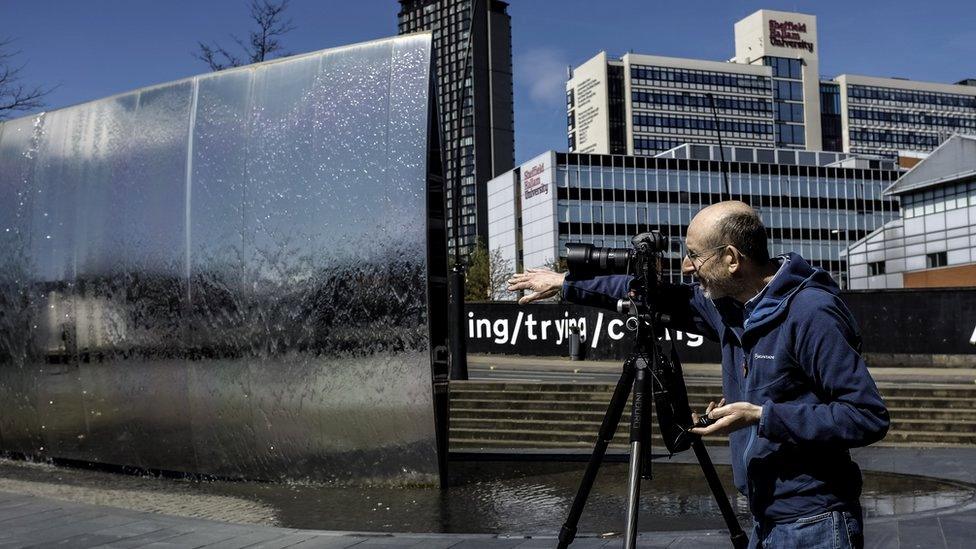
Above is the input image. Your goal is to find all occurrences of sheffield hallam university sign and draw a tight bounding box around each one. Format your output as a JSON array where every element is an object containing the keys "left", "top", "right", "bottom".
[{"left": 769, "top": 19, "right": 814, "bottom": 53}]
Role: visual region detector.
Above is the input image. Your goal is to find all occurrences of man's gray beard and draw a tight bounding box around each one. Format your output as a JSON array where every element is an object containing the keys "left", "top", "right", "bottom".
[{"left": 702, "top": 278, "right": 736, "bottom": 301}]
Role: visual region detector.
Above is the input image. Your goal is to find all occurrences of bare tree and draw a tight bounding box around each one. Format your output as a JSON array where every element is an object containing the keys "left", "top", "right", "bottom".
[
  {"left": 488, "top": 246, "right": 514, "bottom": 301},
  {"left": 194, "top": 0, "right": 296, "bottom": 71},
  {"left": 0, "top": 37, "right": 52, "bottom": 120}
]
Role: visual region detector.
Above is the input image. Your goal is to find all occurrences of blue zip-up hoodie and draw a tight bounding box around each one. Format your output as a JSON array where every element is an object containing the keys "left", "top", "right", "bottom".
[{"left": 563, "top": 253, "right": 890, "bottom": 523}]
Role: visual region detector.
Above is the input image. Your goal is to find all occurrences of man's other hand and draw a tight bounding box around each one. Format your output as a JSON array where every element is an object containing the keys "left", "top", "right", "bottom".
[
  {"left": 689, "top": 400, "right": 762, "bottom": 437},
  {"left": 507, "top": 269, "right": 567, "bottom": 305}
]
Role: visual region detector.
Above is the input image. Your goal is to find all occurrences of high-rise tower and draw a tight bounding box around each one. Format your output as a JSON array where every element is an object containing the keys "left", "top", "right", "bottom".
[{"left": 398, "top": 0, "right": 514, "bottom": 256}]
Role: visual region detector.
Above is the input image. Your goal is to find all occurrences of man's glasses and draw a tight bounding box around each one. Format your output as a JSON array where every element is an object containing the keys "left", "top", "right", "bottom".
[{"left": 684, "top": 244, "right": 729, "bottom": 270}]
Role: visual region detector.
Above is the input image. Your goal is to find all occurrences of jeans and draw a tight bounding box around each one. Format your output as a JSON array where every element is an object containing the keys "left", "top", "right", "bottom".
[{"left": 749, "top": 510, "right": 863, "bottom": 549}]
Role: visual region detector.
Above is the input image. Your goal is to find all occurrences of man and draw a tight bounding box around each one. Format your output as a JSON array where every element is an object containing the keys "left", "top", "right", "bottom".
[{"left": 506, "top": 201, "right": 889, "bottom": 548}]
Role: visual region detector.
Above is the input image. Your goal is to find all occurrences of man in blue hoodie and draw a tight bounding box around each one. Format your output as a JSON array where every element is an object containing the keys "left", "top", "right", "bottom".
[{"left": 506, "top": 201, "right": 889, "bottom": 548}]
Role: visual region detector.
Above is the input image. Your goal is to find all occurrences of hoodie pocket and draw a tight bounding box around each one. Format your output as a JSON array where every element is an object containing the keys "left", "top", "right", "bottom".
[{"left": 747, "top": 370, "right": 801, "bottom": 403}]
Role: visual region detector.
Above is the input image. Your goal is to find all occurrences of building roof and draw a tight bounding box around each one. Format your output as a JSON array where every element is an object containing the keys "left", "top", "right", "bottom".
[{"left": 885, "top": 134, "right": 976, "bottom": 195}]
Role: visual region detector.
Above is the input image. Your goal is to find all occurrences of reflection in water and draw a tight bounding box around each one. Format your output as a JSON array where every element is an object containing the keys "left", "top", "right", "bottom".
[{"left": 0, "top": 459, "right": 970, "bottom": 535}]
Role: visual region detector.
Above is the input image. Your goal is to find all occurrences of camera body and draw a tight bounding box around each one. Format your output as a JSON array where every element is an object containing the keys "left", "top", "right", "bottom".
[
  {"left": 565, "top": 231, "right": 667, "bottom": 277},
  {"left": 565, "top": 231, "right": 667, "bottom": 310}
]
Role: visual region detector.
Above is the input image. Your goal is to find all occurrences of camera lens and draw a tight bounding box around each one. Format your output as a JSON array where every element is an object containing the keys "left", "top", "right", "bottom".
[{"left": 566, "top": 243, "right": 633, "bottom": 276}]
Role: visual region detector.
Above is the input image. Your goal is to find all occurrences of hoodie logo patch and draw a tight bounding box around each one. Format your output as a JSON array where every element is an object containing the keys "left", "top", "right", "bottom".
[{"left": 754, "top": 354, "right": 775, "bottom": 360}]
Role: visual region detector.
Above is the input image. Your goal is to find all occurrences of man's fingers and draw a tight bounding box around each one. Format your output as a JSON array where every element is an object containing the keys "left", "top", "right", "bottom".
[
  {"left": 690, "top": 415, "right": 734, "bottom": 436},
  {"left": 708, "top": 404, "right": 731, "bottom": 419},
  {"left": 705, "top": 400, "right": 718, "bottom": 414},
  {"left": 519, "top": 288, "right": 558, "bottom": 304}
]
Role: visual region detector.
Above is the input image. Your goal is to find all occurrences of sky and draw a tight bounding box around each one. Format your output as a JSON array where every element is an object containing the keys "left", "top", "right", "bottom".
[{"left": 2, "top": 0, "right": 976, "bottom": 165}]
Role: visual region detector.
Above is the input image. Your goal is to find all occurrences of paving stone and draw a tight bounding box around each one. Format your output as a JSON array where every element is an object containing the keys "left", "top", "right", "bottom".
[
  {"left": 283, "top": 536, "right": 366, "bottom": 548},
  {"left": 140, "top": 529, "right": 242, "bottom": 548},
  {"left": 938, "top": 515, "right": 976, "bottom": 549},
  {"left": 89, "top": 527, "right": 192, "bottom": 548},
  {"left": 897, "top": 516, "right": 946, "bottom": 549},
  {"left": 243, "top": 533, "right": 330, "bottom": 549},
  {"left": 0, "top": 509, "right": 106, "bottom": 538},
  {"left": 0, "top": 502, "right": 63, "bottom": 524},
  {"left": 864, "top": 521, "right": 900, "bottom": 549},
  {"left": 195, "top": 529, "right": 295, "bottom": 549},
  {"left": 440, "top": 540, "right": 526, "bottom": 548},
  {"left": 15, "top": 513, "right": 140, "bottom": 547},
  {"left": 19, "top": 532, "right": 125, "bottom": 549},
  {"left": 513, "top": 537, "right": 611, "bottom": 548}
]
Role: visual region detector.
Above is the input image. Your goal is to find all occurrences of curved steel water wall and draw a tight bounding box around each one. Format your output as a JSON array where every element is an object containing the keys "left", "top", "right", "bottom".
[{"left": 0, "top": 34, "right": 444, "bottom": 485}]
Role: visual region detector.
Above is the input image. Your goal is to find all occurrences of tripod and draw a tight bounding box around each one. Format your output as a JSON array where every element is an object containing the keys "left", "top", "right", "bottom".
[{"left": 556, "top": 311, "right": 748, "bottom": 549}]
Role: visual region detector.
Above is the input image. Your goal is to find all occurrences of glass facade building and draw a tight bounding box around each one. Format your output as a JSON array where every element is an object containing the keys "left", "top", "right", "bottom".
[
  {"left": 489, "top": 145, "right": 900, "bottom": 288},
  {"left": 569, "top": 10, "right": 976, "bottom": 158},
  {"left": 398, "top": 0, "right": 514, "bottom": 255},
  {"left": 838, "top": 75, "right": 976, "bottom": 156}
]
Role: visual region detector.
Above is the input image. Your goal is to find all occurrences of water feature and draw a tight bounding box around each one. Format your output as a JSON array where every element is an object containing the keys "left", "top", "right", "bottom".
[{"left": 0, "top": 34, "right": 447, "bottom": 485}]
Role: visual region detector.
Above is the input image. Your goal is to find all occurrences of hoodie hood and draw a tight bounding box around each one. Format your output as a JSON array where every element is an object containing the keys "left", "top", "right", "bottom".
[{"left": 743, "top": 252, "right": 839, "bottom": 333}]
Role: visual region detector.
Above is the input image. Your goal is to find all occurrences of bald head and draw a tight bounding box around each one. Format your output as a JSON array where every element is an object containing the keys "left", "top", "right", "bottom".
[{"left": 688, "top": 201, "right": 770, "bottom": 264}]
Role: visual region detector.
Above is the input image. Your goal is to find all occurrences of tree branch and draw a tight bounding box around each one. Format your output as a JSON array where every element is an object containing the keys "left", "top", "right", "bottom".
[
  {"left": 193, "top": 0, "right": 295, "bottom": 71},
  {"left": 0, "top": 36, "right": 52, "bottom": 120}
]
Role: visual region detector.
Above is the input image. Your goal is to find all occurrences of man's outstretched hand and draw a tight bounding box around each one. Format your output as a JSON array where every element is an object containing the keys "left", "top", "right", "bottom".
[{"left": 507, "top": 269, "right": 567, "bottom": 305}]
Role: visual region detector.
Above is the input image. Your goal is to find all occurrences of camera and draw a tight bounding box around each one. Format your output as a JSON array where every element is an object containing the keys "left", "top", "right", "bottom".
[{"left": 565, "top": 231, "right": 667, "bottom": 284}]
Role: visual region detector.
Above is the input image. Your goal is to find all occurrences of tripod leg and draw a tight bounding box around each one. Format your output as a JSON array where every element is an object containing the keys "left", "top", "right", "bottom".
[
  {"left": 623, "top": 366, "right": 649, "bottom": 549},
  {"left": 557, "top": 357, "right": 637, "bottom": 549},
  {"left": 691, "top": 439, "right": 749, "bottom": 549}
]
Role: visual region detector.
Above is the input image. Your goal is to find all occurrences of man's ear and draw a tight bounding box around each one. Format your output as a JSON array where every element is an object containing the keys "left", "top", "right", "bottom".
[{"left": 726, "top": 245, "right": 742, "bottom": 274}]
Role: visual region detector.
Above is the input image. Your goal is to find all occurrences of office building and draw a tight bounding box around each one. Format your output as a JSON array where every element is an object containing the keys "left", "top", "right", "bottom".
[
  {"left": 567, "top": 9, "right": 976, "bottom": 158},
  {"left": 398, "top": 0, "right": 515, "bottom": 255},
  {"left": 488, "top": 145, "right": 900, "bottom": 289},
  {"left": 847, "top": 135, "right": 976, "bottom": 289}
]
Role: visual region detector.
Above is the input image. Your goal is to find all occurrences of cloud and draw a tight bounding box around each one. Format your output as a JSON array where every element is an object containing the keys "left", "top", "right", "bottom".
[{"left": 515, "top": 48, "right": 570, "bottom": 105}]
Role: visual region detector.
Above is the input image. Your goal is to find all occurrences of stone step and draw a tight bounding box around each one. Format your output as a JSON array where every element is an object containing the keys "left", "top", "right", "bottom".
[
  {"left": 448, "top": 380, "right": 976, "bottom": 448},
  {"left": 448, "top": 426, "right": 728, "bottom": 446},
  {"left": 448, "top": 437, "right": 976, "bottom": 450},
  {"left": 449, "top": 416, "right": 976, "bottom": 436},
  {"left": 882, "top": 430, "right": 976, "bottom": 445},
  {"left": 449, "top": 423, "right": 976, "bottom": 447},
  {"left": 451, "top": 394, "right": 976, "bottom": 411},
  {"left": 453, "top": 387, "right": 976, "bottom": 405},
  {"left": 451, "top": 406, "right": 976, "bottom": 423},
  {"left": 452, "top": 381, "right": 976, "bottom": 397}
]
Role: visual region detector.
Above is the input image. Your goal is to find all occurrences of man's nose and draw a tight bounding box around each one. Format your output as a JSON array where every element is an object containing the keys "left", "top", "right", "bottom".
[{"left": 681, "top": 254, "right": 695, "bottom": 275}]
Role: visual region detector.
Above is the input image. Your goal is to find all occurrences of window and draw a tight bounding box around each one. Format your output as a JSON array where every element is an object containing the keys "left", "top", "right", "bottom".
[
  {"left": 868, "top": 261, "right": 885, "bottom": 276},
  {"left": 926, "top": 251, "right": 947, "bottom": 269}
]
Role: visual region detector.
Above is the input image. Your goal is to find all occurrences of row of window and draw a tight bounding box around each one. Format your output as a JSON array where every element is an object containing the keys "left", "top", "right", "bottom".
[
  {"left": 763, "top": 57, "right": 804, "bottom": 80},
  {"left": 848, "top": 108, "right": 976, "bottom": 129},
  {"left": 849, "top": 129, "right": 942, "bottom": 149},
  {"left": 631, "top": 136, "right": 774, "bottom": 156},
  {"left": 631, "top": 90, "right": 774, "bottom": 115},
  {"left": 556, "top": 201, "right": 892, "bottom": 232},
  {"left": 556, "top": 169, "right": 892, "bottom": 201},
  {"left": 776, "top": 102, "right": 805, "bottom": 123},
  {"left": 629, "top": 65, "right": 771, "bottom": 95},
  {"left": 869, "top": 250, "right": 950, "bottom": 275},
  {"left": 900, "top": 181, "right": 976, "bottom": 218},
  {"left": 774, "top": 80, "right": 804, "bottom": 101},
  {"left": 632, "top": 114, "right": 773, "bottom": 135},
  {"left": 848, "top": 85, "right": 976, "bottom": 109},
  {"left": 554, "top": 153, "right": 898, "bottom": 179},
  {"left": 777, "top": 123, "right": 806, "bottom": 146}
]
